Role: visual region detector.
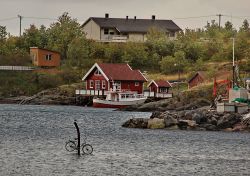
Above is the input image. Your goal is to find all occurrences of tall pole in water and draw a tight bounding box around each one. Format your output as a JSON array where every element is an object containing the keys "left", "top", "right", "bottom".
[{"left": 74, "top": 120, "right": 81, "bottom": 156}]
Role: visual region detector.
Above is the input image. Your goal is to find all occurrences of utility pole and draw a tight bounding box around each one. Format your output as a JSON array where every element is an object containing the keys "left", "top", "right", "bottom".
[
  {"left": 232, "top": 37, "right": 235, "bottom": 87},
  {"left": 216, "top": 14, "right": 222, "bottom": 29},
  {"left": 17, "top": 15, "right": 22, "bottom": 36}
]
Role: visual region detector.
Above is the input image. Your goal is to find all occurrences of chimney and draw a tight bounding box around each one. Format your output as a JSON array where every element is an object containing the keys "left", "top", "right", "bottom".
[
  {"left": 126, "top": 16, "right": 128, "bottom": 20},
  {"left": 134, "top": 16, "right": 136, "bottom": 20},
  {"left": 152, "top": 15, "right": 155, "bottom": 20},
  {"left": 105, "top": 13, "right": 109, "bottom": 18}
]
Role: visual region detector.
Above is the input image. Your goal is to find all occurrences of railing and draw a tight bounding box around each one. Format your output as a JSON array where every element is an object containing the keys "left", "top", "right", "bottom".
[
  {"left": 100, "top": 35, "right": 128, "bottom": 42},
  {"left": 76, "top": 89, "right": 173, "bottom": 98},
  {"left": 0, "top": 66, "right": 35, "bottom": 71},
  {"left": 75, "top": 90, "right": 107, "bottom": 96},
  {"left": 143, "top": 91, "right": 173, "bottom": 98}
]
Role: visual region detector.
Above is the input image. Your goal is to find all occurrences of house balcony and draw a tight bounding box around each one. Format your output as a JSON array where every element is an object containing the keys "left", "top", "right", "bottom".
[{"left": 99, "top": 35, "right": 128, "bottom": 43}]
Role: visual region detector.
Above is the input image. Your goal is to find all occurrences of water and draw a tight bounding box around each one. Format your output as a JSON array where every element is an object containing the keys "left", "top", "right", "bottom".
[{"left": 0, "top": 104, "right": 249, "bottom": 176}]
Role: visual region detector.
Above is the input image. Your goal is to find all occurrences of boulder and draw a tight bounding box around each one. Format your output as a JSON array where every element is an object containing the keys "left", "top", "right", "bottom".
[
  {"left": 199, "top": 124, "right": 217, "bottom": 131},
  {"left": 192, "top": 112, "right": 207, "bottom": 124},
  {"left": 122, "top": 118, "right": 148, "bottom": 128},
  {"left": 217, "top": 113, "right": 241, "bottom": 129},
  {"left": 164, "top": 116, "right": 178, "bottom": 127},
  {"left": 147, "top": 118, "right": 165, "bottom": 129},
  {"left": 177, "top": 120, "right": 189, "bottom": 130}
]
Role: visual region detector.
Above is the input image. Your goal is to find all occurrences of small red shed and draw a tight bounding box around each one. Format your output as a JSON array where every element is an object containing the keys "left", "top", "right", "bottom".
[
  {"left": 188, "top": 71, "right": 208, "bottom": 89},
  {"left": 82, "top": 63, "right": 147, "bottom": 94},
  {"left": 148, "top": 80, "right": 172, "bottom": 93}
]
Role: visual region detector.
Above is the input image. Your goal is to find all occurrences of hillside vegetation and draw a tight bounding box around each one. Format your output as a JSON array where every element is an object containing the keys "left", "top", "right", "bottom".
[{"left": 0, "top": 12, "right": 250, "bottom": 98}]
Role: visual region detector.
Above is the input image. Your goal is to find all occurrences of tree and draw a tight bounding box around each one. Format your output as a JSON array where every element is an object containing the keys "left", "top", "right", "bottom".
[
  {"left": 0, "top": 25, "right": 7, "bottom": 41},
  {"left": 67, "top": 36, "right": 92, "bottom": 68},
  {"left": 240, "top": 19, "right": 249, "bottom": 32},
  {"left": 47, "top": 12, "right": 84, "bottom": 60},
  {"left": 159, "top": 51, "right": 187, "bottom": 74}
]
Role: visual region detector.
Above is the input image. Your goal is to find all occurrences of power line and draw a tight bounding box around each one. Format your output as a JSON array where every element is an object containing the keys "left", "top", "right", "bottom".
[
  {"left": 172, "top": 15, "right": 216, "bottom": 20},
  {"left": 0, "top": 17, "right": 17, "bottom": 22},
  {"left": 23, "top": 16, "right": 57, "bottom": 21}
]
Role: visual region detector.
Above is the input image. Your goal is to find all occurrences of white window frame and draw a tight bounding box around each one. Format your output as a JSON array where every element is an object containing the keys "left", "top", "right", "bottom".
[
  {"left": 115, "top": 81, "right": 121, "bottom": 90},
  {"left": 94, "top": 69, "right": 101, "bottom": 75},
  {"left": 102, "top": 80, "right": 106, "bottom": 89},
  {"left": 95, "top": 80, "right": 100, "bottom": 90},
  {"left": 45, "top": 54, "right": 52, "bottom": 61},
  {"left": 135, "top": 82, "right": 139, "bottom": 87},
  {"left": 89, "top": 80, "right": 94, "bottom": 88}
]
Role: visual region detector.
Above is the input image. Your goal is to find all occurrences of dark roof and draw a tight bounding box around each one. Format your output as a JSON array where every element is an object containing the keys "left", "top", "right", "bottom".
[
  {"left": 188, "top": 71, "right": 208, "bottom": 83},
  {"left": 98, "top": 63, "right": 147, "bottom": 81},
  {"left": 83, "top": 17, "right": 182, "bottom": 33}
]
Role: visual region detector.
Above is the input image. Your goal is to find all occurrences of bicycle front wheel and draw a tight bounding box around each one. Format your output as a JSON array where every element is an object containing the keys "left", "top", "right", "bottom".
[
  {"left": 82, "top": 144, "right": 93, "bottom": 154},
  {"left": 65, "top": 141, "right": 76, "bottom": 152}
]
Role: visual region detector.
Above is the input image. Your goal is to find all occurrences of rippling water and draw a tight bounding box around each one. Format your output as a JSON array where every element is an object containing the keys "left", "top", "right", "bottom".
[{"left": 0, "top": 104, "right": 249, "bottom": 176}]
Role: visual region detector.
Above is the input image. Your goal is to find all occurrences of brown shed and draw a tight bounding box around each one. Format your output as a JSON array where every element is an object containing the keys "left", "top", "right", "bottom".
[
  {"left": 188, "top": 71, "right": 208, "bottom": 89},
  {"left": 30, "top": 47, "right": 61, "bottom": 67}
]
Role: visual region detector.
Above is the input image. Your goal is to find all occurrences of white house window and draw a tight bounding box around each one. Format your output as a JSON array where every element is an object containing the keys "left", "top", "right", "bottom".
[
  {"left": 104, "top": 28, "right": 109, "bottom": 35},
  {"left": 115, "top": 81, "right": 121, "bottom": 90},
  {"left": 89, "top": 80, "right": 94, "bottom": 88},
  {"left": 94, "top": 69, "right": 101, "bottom": 75},
  {"left": 135, "top": 82, "right": 139, "bottom": 86},
  {"left": 45, "top": 54, "right": 52, "bottom": 61},
  {"left": 95, "top": 80, "right": 100, "bottom": 90},
  {"left": 102, "top": 80, "right": 106, "bottom": 89}
]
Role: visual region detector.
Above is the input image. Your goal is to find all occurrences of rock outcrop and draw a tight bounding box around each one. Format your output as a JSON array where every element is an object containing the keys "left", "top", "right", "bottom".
[{"left": 122, "top": 109, "right": 250, "bottom": 132}]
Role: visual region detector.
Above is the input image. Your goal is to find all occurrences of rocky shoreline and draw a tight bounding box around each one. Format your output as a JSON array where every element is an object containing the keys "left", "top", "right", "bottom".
[{"left": 122, "top": 108, "right": 250, "bottom": 132}]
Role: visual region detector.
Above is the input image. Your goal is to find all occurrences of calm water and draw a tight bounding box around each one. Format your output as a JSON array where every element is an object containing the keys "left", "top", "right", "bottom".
[{"left": 0, "top": 104, "right": 249, "bottom": 176}]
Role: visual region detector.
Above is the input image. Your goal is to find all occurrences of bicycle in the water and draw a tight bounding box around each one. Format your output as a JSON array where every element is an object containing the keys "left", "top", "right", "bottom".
[{"left": 65, "top": 138, "right": 93, "bottom": 155}]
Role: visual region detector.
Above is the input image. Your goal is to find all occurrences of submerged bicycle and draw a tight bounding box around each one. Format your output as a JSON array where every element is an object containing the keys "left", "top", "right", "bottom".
[{"left": 65, "top": 138, "right": 93, "bottom": 155}]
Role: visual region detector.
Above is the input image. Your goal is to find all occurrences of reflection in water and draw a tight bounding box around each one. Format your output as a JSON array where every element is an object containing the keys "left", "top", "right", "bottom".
[{"left": 0, "top": 104, "right": 249, "bottom": 175}]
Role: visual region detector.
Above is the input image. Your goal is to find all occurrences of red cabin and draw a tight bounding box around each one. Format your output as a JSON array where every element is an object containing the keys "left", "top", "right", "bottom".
[
  {"left": 148, "top": 80, "right": 172, "bottom": 93},
  {"left": 82, "top": 63, "right": 147, "bottom": 94}
]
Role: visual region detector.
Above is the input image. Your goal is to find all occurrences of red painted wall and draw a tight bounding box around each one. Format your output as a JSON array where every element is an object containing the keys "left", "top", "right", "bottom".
[
  {"left": 149, "top": 84, "right": 158, "bottom": 93},
  {"left": 120, "top": 81, "right": 144, "bottom": 94},
  {"left": 85, "top": 71, "right": 144, "bottom": 93},
  {"left": 189, "top": 74, "right": 204, "bottom": 88},
  {"left": 86, "top": 71, "right": 108, "bottom": 90}
]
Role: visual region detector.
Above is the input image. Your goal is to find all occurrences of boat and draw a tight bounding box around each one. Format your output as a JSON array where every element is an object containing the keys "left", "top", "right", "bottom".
[{"left": 93, "top": 88, "right": 147, "bottom": 108}]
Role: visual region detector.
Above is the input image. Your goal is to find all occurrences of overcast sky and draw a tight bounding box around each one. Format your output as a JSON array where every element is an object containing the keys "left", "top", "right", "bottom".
[{"left": 0, "top": 0, "right": 249, "bottom": 36}]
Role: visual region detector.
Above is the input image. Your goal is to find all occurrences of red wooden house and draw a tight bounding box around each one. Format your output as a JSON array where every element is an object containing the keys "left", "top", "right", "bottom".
[
  {"left": 82, "top": 63, "right": 147, "bottom": 94},
  {"left": 148, "top": 80, "right": 172, "bottom": 93}
]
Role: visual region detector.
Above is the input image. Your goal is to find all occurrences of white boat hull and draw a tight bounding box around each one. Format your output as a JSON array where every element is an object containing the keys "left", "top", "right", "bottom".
[{"left": 93, "top": 98, "right": 147, "bottom": 108}]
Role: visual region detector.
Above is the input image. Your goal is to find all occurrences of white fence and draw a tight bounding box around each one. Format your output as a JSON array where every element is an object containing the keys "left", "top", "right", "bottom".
[
  {"left": 0, "top": 66, "right": 35, "bottom": 71},
  {"left": 76, "top": 89, "right": 173, "bottom": 98},
  {"left": 143, "top": 91, "right": 173, "bottom": 98},
  {"left": 75, "top": 90, "right": 107, "bottom": 96}
]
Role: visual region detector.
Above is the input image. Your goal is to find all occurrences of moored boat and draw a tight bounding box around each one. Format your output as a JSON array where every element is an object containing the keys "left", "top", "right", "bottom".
[{"left": 93, "top": 90, "right": 147, "bottom": 108}]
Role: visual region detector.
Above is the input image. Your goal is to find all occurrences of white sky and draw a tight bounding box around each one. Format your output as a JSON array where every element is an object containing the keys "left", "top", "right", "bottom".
[{"left": 0, "top": 0, "right": 249, "bottom": 36}]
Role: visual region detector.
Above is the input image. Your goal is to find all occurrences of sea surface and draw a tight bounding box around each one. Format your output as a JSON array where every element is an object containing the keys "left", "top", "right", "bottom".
[{"left": 0, "top": 104, "right": 249, "bottom": 176}]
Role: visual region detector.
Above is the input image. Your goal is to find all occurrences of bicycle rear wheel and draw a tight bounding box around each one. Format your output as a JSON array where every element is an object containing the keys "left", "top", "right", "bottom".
[
  {"left": 65, "top": 141, "right": 76, "bottom": 152},
  {"left": 82, "top": 144, "right": 93, "bottom": 154}
]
